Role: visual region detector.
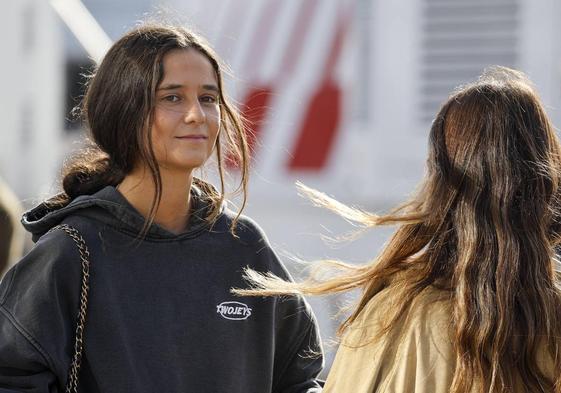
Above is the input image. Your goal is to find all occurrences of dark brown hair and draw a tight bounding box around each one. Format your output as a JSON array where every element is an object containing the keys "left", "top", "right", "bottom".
[
  {"left": 239, "top": 67, "right": 561, "bottom": 392},
  {"left": 56, "top": 23, "right": 250, "bottom": 232}
]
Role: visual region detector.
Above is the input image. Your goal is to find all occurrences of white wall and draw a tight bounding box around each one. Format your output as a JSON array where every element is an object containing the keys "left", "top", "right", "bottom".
[
  {"left": 519, "top": 0, "right": 561, "bottom": 127},
  {"left": 0, "top": 0, "right": 63, "bottom": 202}
]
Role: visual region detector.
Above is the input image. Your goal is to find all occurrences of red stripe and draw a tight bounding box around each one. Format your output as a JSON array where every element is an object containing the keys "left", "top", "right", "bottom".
[
  {"left": 226, "top": 1, "right": 283, "bottom": 167},
  {"left": 288, "top": 3, "right": 353, "bottom": 170},
  {"left": 288, "top": 82, "right": 341, "bottom": 170},
  {"left": 235, "top": 0, "right": 317, "bottom": 163},
  {"left": 240, "top": 86, "right": 273, "bottom": 152}
]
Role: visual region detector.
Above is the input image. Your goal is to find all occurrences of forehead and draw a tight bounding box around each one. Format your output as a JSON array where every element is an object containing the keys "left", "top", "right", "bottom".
[{"left": 160, "top": 48, "right": 217, "bottom": 84}]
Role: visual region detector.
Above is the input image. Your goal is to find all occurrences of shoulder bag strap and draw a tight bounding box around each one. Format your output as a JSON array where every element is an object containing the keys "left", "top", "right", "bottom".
[{"left": 48, "top": 224, "right": 91, "bottom": 393}]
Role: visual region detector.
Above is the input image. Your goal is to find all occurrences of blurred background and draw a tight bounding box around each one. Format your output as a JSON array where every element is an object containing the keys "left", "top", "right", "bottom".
[{"left": 1, "top": 0, "right": 560, "bottom": 375}]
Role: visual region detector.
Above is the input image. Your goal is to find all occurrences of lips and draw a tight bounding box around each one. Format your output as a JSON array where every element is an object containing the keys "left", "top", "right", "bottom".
[{"left": 175, "top": 135, "right": 208, "bottom": 140}]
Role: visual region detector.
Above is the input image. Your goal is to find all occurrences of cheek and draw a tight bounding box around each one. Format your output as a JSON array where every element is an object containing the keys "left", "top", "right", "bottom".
[
  {"left": 153, "top": 108, "right": 176, "bottom": 132},
  {"left": 150, "top": 115, "right": 165, "bottom": 151},
  {"left": 152, "top": 109, "right": 182, "bottom": 141},
  {"left": 150, "top": 112, "right": 174, "bottom": 158}
]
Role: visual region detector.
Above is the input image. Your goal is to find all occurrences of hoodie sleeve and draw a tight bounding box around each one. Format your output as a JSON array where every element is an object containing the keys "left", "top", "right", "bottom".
[
  {"left": 0, "top": 302, "right": 59, "bottom": 392},
  {"left": 0, "top": 229, "right": 83, "bottom": 391},
  {"left": 242, "top": 220, "right": 324, "bottom": 393},
  {"left": 271, "top": 297, "right": 324, "bottom": 393}
]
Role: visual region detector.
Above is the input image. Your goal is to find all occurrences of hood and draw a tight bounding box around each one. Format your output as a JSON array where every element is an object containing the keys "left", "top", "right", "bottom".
[{"left": 22, "top": 185, "right": 221, "bottom": 242}]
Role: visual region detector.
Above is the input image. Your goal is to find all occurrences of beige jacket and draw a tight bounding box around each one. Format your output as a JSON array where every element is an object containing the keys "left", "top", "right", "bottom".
[
  {"left": 325, "top": 286, "right": 455, "bottom": 393},
  {"left": 324, "top": 286, "right": 554, "bottom": 392}
]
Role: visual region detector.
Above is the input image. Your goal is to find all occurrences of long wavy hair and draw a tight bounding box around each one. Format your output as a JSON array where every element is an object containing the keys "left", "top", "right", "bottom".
[
  {"left": 238, "top": 67, "right": 561, "bottom": 392},
  {"left": 51, "top": 23, "right": 250, "bottom": 233}
]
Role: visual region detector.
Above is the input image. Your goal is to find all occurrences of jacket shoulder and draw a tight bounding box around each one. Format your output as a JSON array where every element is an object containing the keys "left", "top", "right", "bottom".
[{"left": 328, "top": 286, "right": 454, "bottom": 393}]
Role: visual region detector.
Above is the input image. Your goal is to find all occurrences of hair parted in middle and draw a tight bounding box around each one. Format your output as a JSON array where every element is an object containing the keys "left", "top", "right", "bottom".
[
  {"left": 237, "top": 66, "right": 561, "bottom": 392},
  {"left": 58, "top": 23, "right": 250, "bottom": 234}
]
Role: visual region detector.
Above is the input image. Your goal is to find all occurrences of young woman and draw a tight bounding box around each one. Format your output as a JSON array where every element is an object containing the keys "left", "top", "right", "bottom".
[
  {"left": 0, "top": 24, "right": 323, "bottom": 392},
  {"left": 241, "top": 67, "right": 561, "bottom": 392}
]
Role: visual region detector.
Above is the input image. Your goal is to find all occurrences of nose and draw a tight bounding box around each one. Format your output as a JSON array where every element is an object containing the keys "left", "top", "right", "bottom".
[{"left": 183, "top": 102, "right": 206, "bottom": 125}]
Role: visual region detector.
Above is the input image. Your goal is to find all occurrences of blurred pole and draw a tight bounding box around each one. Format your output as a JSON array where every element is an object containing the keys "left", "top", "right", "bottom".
[{"left": 49, "top": 0, "right": 112, "bottom": 64}]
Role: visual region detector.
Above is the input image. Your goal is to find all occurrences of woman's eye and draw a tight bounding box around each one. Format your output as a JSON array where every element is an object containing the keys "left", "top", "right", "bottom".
[
  {"left": 200, "top": 95, "right": 218, "bottom": 104},
  {"left": 163, "top": 95, "right": 181, "bottom": 103}
]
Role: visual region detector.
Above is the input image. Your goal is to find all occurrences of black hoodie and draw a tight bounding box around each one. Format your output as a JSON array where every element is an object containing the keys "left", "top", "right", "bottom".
[{"left": 0, "top": 186, "right": 323, "bottom": 392}]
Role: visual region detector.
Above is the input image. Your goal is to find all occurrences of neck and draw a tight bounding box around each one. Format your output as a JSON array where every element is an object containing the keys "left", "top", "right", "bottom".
[{"left": 118, "top": 166, "right": 194, "bottom": 234}]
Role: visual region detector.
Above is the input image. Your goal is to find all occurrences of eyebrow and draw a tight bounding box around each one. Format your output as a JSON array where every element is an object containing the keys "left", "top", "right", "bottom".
[{"left": 157, "top": 83, "right": 219, "bottom": 93}]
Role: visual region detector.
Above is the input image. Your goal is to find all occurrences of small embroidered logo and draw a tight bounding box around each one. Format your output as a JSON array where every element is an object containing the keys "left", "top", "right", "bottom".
[{"left": 216, "top": 301, "right": 252, "bottom": 320}]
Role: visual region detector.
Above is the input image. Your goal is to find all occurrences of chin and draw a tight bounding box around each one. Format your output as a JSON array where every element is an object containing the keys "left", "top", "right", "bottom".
[
  {"left": 171, "top": 158, "right": 209, "bottom": 172},
  {"left": 158, "top": 152, "right": 212, "bottom": 173}
]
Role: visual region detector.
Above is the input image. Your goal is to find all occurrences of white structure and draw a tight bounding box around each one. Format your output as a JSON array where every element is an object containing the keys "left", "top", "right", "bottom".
[
  {"left": 2, "top": 0, "right": 561, "bottom": 373},
  {"left": 0, "top": 1, "right": 63, "bottom": 202}
]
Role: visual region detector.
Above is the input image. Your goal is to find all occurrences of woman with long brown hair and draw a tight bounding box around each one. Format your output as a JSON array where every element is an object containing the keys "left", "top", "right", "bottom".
[
  {"left": 0, "top": 23, "right": 323, "bottom": 392},
  {"left": 241, "top": 67, "right": 561, "bottom": 392}
]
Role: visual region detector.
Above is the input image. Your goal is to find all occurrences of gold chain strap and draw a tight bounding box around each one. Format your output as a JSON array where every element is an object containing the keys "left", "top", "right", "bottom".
[{"left": 48, "top": 224, "right": 91, "bottom": 393}]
